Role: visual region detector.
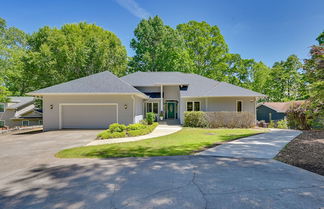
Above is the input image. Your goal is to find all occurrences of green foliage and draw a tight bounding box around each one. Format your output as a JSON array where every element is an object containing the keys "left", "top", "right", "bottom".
[
  {"left": 184, "top": 111, "right": 208, "bottom": 128},
  {"left": 127, "top": 123, "right": 147, "bottom": 131},
  {"left": 176, "top": 21, "right": 228, "bottom": 79},
  {"left": 97, "top": 130, "right": 126, "bottom": 139},
  {"left": 277, "top": 119, "right": 288, "bottom": 129},
  {"left": 109, "top": 123, "right": 127, "bottom": 133},
  {"left": 128, "top": 122, "right": 158, "bottom": 137},
  {"left": 268, "top": 120, "right": 275, "bottom": 128},
  {"left": 129, "top": 16, "right": 193, "bottom": 73},
  {"left": 303, "top": 32, "right": 324, "bottom": 122},
  {"left": 146, "top": 112, "right": 155, "bottom": 125},
  {"left": 97, "top": 122, "right": 158, "bottom": 139},
  {"left": 264, "top": 55, "right": 305, "bottom": 102},
  {"left": 286, "top": 102, "right": 311, "bottom": 130},
  {"left": 0, "top": 17, "right": 28, "bottom": 96},
  {"left": 2, "top": 21, "right": 127, "bottom": 95}
]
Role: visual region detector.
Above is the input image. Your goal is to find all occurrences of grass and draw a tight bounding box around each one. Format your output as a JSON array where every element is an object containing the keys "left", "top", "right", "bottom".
[{"left": 56, "top": 128, "right": 267, "bottom": 158}]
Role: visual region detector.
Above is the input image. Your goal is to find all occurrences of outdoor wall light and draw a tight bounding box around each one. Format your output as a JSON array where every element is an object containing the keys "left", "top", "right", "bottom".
[
  {"left": 124, "top": 104, "right": 128, "bottom": 109},
  {"left": 50, "top": 104, "right": 54, "bottom": 109}
]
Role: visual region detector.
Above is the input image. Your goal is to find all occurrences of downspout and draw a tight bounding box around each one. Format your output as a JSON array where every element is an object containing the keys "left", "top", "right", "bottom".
[
  {"left": 160, "top": 85, "right": 163, "bottom": 113},
  {"left": 131, "top": 95, "right": 135, "bottom": 123}
]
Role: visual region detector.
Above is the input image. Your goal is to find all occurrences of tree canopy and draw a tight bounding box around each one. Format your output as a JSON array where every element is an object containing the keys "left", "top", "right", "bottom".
[
  {"left": 129, "top": 16, "right": 193, "bottom": 73},
  {"left": 1, "top": 21, "right": 128, "bottom": 95}
]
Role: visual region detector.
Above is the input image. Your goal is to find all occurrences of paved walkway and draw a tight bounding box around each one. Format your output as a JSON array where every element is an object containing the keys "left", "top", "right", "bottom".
[
  {"left": 86, "top": 125, "right": 182, "bottom": 146},
  {"left": 198, "top": 129, "right": 302, "bottom": 158}
]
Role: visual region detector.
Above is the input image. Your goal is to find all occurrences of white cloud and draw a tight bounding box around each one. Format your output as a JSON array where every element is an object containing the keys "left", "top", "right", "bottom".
[{"left": 116, "top": 0, "right": 151, "bottom": 19}]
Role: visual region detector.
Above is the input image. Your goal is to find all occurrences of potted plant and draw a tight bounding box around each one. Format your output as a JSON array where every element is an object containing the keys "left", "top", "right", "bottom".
[{"left": 159, "top": 111, "right": 164, "bottom": 121}]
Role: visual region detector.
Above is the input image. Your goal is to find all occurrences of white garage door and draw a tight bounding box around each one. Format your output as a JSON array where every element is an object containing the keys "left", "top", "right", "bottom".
[{"left": 60, "top": 104, "right": 117, "bottom": 129}]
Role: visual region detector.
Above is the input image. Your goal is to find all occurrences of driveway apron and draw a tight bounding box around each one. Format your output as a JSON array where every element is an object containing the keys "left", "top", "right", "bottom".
[{"left": 197, "top": 129, "right": 302, "bottom": 158}]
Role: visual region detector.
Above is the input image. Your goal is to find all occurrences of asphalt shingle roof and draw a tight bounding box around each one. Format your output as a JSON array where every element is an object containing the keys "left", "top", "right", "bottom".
[
  {"left": 7, "top": 97, "right": 35, "bottom": 109},
  {"left": 259, "top": 101, "right": 305, "bottom": 113},
  {"left": 29, "top": 71, "right": 146, "bottom": 96},
  {"left": 121, "top": 72, "right": 265, "bottom": 97}
]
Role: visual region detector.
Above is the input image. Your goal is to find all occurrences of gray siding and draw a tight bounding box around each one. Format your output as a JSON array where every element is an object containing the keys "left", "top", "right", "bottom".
[{"left": 180, "top": 97, "right": 256, "bottom": 124}]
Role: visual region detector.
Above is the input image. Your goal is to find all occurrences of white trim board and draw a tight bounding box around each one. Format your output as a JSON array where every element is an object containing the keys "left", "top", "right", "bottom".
[{"left": 58, "top": 103, "right": 118, "bottom": 129}]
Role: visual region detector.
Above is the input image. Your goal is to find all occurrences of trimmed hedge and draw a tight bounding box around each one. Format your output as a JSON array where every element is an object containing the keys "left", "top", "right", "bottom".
[
  {"left": 146, "top": 112, "right": 155, "bottom": 125},
  {"left": 97, "top": 122, "right": 158, "bottom": 139},
  {"left": 98, "top": 131, "right": 127, "bottom": 139},
  {"left": 184, "top": 111, "right": 208, "bottom": 127},
  {"left": 184, "top": 111, "right": 255, "bottom": 128},
  {"left": 109, "top": 123, "right": 127, "bottom": 133},
  {"left": 128, "top": 123, "right": 158, "bottom": 137}
]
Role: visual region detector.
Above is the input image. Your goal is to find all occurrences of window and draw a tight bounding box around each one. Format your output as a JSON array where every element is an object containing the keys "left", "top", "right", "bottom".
[
  {"left": 187, "top": 101, "right": 200, "bottom": 111},
  {"left": 0, "top": 121, "right": 4, "bottom": 128},
  {"left": 187, "top": 102, "right": 193, "bottom": 111},
  {"left": 194, "top": 102, "right": 200, "bottom": 111},
  {"left": 237, "top": 101, "right": 242, "bottom": 112},
  {"left": 39, "top": 120, "right": 43, "bottom": 125},
  {"left": 22, "top": 120, "right": 29, "bottom": 126},
  {"left": 0, "top": 103, "right": 4, "bottom": 113},
  {"left": 146, "top": 102, "right": 158, "bottom": 114}
]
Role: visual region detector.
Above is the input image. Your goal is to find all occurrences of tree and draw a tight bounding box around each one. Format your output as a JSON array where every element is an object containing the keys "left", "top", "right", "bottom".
[
  {"left": 249, "top": 61, "right": 271, "bottom": 94},
  {"left": 264, "top": 55, "right": 304, "bottom": 101},
  {"left": 13, "top": 22, "right": 127, "bottom": 95},
  {"left": 303, "top": 31, "right": 324, "bottom": 127},
  {"left": 129, "top": 16, "right": 193, "bottom": 73},
  {"left": 176, "top": 21, "right": 228, "bottom": 80},
  {"left": 0, "top": 17, "right": 28, "bottom": 97}
]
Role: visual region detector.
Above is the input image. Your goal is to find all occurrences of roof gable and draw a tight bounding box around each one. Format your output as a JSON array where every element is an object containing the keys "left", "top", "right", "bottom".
[{"left": 28, "top": 71, "right": 146, "bottom": 97}]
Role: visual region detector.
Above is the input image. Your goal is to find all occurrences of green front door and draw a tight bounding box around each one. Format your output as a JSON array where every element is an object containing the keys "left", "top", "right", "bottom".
[{"left": 167, "top": 103, "right": 175, "bottom": 118}]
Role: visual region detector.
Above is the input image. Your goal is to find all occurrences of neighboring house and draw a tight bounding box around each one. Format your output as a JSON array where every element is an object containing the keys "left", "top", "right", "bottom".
[
  {"left": 0, "top": 97, "right": 43, "bottom": 128},
  {"left": 256, "top": 101, "right": 304, "bottom": 122},
  {"left": 28, "top": 71, "right": 265, "bottom": 131}
]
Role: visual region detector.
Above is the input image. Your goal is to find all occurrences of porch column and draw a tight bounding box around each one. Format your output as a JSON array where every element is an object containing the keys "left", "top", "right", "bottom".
[{"left": 160, "top": 85, "right": 163, "bottom": 112}]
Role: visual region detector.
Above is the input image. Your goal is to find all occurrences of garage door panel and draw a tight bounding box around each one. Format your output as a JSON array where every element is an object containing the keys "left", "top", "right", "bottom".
[{"left": 61, "top": 105, "right": 117, "bottom": 129}]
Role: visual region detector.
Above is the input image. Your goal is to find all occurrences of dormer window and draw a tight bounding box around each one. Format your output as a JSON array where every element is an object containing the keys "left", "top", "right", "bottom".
[{"left": 179, "top": 85, "right": 188, "bottom": 90}]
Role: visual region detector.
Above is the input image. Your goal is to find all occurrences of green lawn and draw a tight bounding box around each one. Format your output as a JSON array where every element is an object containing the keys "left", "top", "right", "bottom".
[{"left": 56, "top": 128, "right": 267, "bottom": 158}]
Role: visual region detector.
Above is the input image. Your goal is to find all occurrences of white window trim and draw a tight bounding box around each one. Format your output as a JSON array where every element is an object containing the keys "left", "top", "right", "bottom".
[
  {"left": 0, "top": 103, "right": 5, "bottom": 113},
  {"left": 58, "top": 103, "right": 118, "bottom": 130},
  {"left": 0, "top": 120, "right": 5, "bottom": 127},
  {"left": 186, "top": 101, "right": 201, "bottom": 111},
  {"left": 145, "top": 102, "right": 159, "bottom": 114},
  {"left": 22, "top": 120, "right": 29, "bottom": 126},
  {"left": 236, "top": 100, "right": 243, "bottom": 112}
]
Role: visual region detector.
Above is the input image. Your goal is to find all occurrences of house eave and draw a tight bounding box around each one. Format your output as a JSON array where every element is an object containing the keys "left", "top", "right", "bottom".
[{"left": 27, "top": 92, "right": 149, "bottom": 99}]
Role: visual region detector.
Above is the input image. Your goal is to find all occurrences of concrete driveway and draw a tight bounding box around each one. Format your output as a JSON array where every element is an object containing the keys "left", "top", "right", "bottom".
[
  {"left": 0, "top": 130, "right": 323, "bottom": 209},
  {"left": 0, "top": 129, "right": 98, "bottom": 179}
]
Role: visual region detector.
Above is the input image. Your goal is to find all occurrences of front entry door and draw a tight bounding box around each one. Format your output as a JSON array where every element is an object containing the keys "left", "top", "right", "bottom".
[{"left": 167, "top": 103, "right": 175, "bottom": 118}]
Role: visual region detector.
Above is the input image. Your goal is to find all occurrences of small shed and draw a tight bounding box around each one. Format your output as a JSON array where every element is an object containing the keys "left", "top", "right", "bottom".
[{"left": 257, "top": 101, "right": 304, "bottom": 122}]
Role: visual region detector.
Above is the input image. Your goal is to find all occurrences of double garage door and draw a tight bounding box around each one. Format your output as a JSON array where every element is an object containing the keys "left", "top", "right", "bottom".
[{"left": 60, "top": 104, "right": 117, "bottom": 129}]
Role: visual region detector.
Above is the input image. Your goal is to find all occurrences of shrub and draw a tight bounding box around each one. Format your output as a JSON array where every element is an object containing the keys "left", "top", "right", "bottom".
[
  {"left": 109, "top": 123, "right": 127, "bottom": 133},
  {"left": 97, "top": 122, "right": 158, "bottom": 139},
  {"left": 128, "top": 122, "right": 158, "bottom": 137},
  {"left": 184, "top": 111, "right": 208, "bottom": 127},
  {"left": 268, "top": 120, "right": 275, "bottom": 128},
  {"left": 205, "top": 112, "right": 255, "bottom": 128},
  {"left": 146, "top": 112, "right": 155, "bottom": 125},
  {"left": 139, "top": 119, "right": 148, "bottom": 125},
  {"left": 277, "top": 119, "right": 288, "bottom": 129},
  {"left": 98, "top": 130, "right": 127, "bottom": 139},
  {"left": 127, "top": 123, "right": 147, "bottom": 131}
]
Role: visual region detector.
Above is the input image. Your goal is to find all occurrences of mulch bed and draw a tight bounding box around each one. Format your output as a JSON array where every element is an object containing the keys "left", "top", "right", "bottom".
[{"left": 275, "top": 130, "right": 324, "bottom": 176}]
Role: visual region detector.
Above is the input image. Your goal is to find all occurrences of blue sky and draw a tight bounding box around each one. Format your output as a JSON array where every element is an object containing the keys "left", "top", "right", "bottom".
[{"left": 1, "top": 0, "right": 323, "bottom": 67}]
